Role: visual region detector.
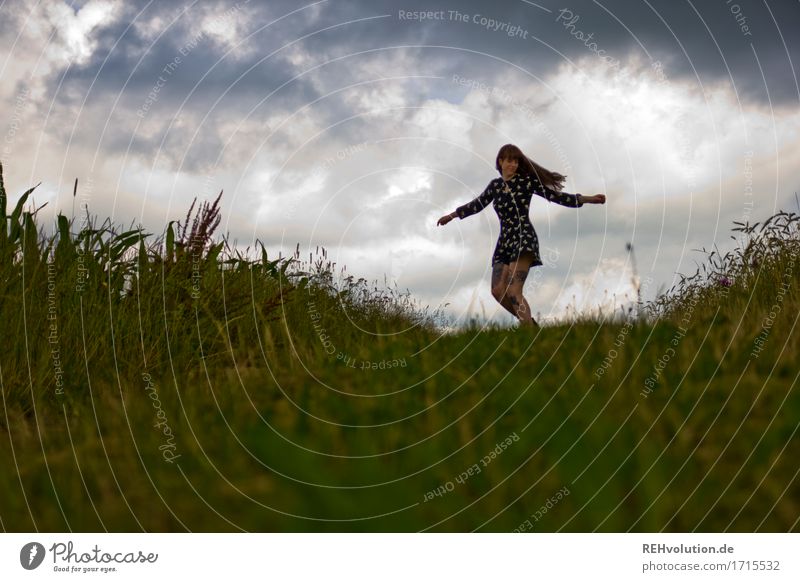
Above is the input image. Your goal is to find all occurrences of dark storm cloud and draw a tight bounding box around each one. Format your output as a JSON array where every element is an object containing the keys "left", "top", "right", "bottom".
[
  {"left": 37, "top": 0, "right": 799, "bottom": 170},
  {"left": 568, "top": 0, "right": 800, "bottom": 108},
  {"left": 55, "top": 0, "right": 800, "bottom": 106},
  {"left": 54, "top": 2, "right": 314, "bottom": 114},
  {"left": 267, "top": 0, "right": 800, "bottom": 108},
  {"left": 45, "top": 1, "right": 328, "bottom": 170}
]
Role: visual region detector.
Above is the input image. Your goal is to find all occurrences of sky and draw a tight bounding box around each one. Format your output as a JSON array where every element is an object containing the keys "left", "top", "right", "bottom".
[{"left": 1, "top": 0, "right": 799, "bottom": 328}]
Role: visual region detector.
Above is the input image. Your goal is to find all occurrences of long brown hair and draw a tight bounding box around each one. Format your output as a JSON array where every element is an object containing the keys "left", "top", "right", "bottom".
[{"left": 495, "top": 143, "right": 566, "bottom": 191}]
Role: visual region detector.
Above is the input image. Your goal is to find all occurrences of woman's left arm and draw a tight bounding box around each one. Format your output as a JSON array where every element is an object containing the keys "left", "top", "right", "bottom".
[
  {"left": 577, "top": 194, "right": 605, "bottom": 204},
  {"left": 528, "top": 175, "right": 601, "bottom": 208}
]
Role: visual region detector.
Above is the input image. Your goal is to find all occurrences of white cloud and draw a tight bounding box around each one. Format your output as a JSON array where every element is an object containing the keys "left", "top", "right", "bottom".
[{"left": 0, "top": 1, "right": 120, "bottom": 104}]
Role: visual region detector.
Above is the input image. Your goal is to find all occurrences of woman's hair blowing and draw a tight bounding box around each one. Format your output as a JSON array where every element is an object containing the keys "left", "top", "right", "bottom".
[{"left": 495, "top": 143, "right": 566, "bottom": 191}]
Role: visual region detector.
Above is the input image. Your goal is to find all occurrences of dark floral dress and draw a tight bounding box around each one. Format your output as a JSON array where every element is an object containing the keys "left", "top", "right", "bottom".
[{"left": 456, "top": 172, "right": 583, "bottom": 267}]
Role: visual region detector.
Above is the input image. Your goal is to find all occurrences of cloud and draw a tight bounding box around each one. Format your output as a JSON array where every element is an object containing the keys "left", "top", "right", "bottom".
[{"left": 1, "top": 0, "right": 799, "bottom": 327}]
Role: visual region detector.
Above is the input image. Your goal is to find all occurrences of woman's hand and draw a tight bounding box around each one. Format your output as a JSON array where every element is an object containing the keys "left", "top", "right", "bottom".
[
  {"left": 582, "top": 194, "right": 606, "bottom": 204},
  {"left": 437, "top": 212, "right": 456, "bottom": 226}
]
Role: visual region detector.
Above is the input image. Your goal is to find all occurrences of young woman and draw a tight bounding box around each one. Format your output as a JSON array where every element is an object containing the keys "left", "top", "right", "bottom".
[{"left": 437, "top": 144, "right": 606, "bottom": 327}]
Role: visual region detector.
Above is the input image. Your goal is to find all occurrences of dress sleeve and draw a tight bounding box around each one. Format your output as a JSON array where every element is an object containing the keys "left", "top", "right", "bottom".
[
  {"left": 455, "top": 180, "right": 496, "bottom": 219},
  {"left": 527, "top": 174, "right": 583, "bottom": 208}
]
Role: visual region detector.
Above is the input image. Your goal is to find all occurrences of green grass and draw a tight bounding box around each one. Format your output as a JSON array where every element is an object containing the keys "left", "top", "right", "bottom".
[{"left": 1, "top": 162, "right": 798, "bottom": 532}]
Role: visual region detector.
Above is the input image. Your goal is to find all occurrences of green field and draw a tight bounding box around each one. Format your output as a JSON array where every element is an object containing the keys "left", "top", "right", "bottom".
[{"left": 1, "top": 163, "right": 798, "bottom": 532}]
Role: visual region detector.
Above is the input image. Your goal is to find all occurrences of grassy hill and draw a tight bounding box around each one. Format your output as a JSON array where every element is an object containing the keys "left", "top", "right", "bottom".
[{"left": 1, "top": 163, "right": 797, "bottom": 532}]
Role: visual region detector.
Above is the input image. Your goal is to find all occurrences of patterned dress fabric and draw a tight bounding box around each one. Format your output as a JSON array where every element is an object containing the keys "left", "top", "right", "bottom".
[{"left": 456, "top": 172, "right": 583, "bottom": 267}]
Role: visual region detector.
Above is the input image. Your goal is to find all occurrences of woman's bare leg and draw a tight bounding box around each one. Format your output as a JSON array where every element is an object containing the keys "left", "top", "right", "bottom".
[
  {"left": 507, "top": 252, "right": 538, "bottom": 326},
  {"left": 491, "top": 263, "right": 519, "bottom": 318}
]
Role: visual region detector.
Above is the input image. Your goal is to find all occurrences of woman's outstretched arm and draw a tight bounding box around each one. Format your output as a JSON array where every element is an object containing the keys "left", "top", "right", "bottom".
[
  {"left": 456, "top": 181, "right": 496, "bottom": 219},
  {"left": 437, "top": 180, "right": 496, "bottom": 226},
  {"left": 526, "top": 174, "right": 604, "bottom": 208}
]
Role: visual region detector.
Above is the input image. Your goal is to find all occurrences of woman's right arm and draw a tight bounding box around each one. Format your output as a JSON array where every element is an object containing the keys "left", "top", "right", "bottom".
[
  {"left": 437, "top": 180, "right": 496, "bottom": 226},
  {"left": 436, "top": 211, "right": 456, "bottom": 226},
  {"left": 454, "top": 181, "right": 496, "bottom": 220}
]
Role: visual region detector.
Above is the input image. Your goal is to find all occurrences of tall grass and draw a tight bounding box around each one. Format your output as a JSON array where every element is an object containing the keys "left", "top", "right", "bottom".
[
  {"left": 0, "top": 162, "right": 441, "bottom": 412},
  {"left": 645, "top": 210, "right": 800, "bottom": 324},
  {"left": 1, "top": 162, "right": 797, "bottom": 532}
]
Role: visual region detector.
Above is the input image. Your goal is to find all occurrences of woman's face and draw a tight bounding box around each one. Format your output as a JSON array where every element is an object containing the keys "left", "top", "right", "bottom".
[{"left": 500, "top": 156, "right": 519, "bottom": 176}]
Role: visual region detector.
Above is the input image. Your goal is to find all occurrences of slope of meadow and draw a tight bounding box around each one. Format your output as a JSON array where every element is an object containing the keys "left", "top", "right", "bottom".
[{"left": 1, "top": 164, "right": 797, "bottom": 532}]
